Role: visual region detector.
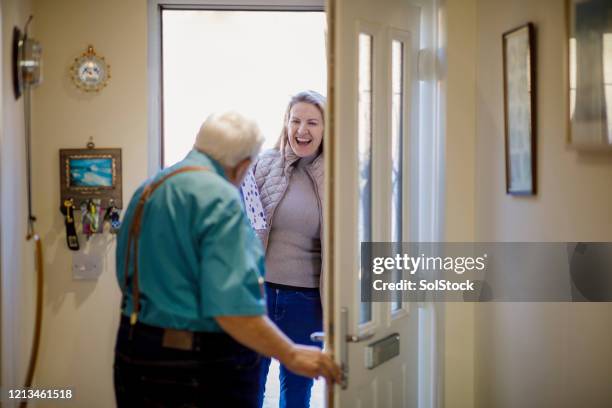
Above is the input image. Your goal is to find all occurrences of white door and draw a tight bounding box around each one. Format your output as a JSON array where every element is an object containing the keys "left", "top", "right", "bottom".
[{"left": 323, "top": 0, "right": 421, "bottom": 406}]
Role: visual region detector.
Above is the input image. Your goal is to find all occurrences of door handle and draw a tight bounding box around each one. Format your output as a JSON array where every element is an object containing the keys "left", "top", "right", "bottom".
[
  {"left": 339, "top": 307, "right": 374, "bottom": 389},
  {"left": 310, "top": 331, "right": 325, "bottom": 343},
  {"left": 346, "top": 332, "right": 375, "bottom": 343},
  {"left": 312, "top": 308, "right": 375, "bottom": 389},
  {"left": 310, "top": 331, "right": 374, "bottom": 343}
]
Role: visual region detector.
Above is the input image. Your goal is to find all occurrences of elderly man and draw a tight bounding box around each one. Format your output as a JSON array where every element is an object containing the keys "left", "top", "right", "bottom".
[{"left": 113, "top": 112, "right": 340, "bottom": 407}]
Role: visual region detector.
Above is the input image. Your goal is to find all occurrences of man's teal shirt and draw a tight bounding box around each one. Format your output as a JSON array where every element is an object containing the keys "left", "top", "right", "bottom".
[{"left": 116, "top": 149, "right": 266, "bottom": 332}]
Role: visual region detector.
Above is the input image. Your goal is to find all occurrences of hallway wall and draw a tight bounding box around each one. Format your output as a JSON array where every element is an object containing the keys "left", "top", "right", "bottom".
[
  {"left": 443, "top": 0, "right": 476, "bottom": 407},
  {"left": 1, "top": 0, "right": 35, "bottom": 392},
  {"left": 474, "top": 0, "right": 612, "bottom": 407},
  {"left": 25, "top": 0, "right": 147, "bottom": 406}
]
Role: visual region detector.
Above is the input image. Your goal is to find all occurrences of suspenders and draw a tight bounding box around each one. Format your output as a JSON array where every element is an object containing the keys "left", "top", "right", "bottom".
[{"left": 122, "top": 165, "right": 210, "bottom": 326}]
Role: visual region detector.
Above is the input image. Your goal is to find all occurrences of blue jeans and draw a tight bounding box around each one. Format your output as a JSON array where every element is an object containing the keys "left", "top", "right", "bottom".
[{"left": 258, "top": 284, "right": 323, "bottom": 408}]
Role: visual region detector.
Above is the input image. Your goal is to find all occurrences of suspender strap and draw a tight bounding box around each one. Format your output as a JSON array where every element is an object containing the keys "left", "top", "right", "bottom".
[{"left": 122, "top": 165, "right": 210, "bottom": 325}]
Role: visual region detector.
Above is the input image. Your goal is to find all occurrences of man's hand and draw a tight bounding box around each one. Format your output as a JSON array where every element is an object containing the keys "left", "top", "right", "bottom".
[
  {"left": 215, "top": 315, "right": 342, "bottom": 384},
  {"left": 282, "top": 344, "right": 342, "bottom": 384}
]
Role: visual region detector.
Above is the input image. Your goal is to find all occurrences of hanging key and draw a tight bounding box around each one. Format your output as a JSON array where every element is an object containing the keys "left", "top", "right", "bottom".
[{"left": 62, "top": 199, "right": 79, "bottom": 251}]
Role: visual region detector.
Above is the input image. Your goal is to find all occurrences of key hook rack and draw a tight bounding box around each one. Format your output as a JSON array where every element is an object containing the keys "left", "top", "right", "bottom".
[{"left": 59, "top": 138, "right": 123, "bottom": 250}]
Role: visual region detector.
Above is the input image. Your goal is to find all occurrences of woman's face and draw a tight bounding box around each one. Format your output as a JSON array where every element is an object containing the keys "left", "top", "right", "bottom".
[{"left": 286, "top": 102, "right": 324, "bottom": 157}]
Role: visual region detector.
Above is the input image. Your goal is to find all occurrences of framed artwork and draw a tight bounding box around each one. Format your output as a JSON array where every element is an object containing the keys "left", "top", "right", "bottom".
[
  {"left": 503, "top": 23, "right": 537, "bottom": 195},
  {"left": 59, "top": 148, "right": 122, "bottom": 208},
  {"left": 567, "top": 0, "right": 612, "bottom": 149}
]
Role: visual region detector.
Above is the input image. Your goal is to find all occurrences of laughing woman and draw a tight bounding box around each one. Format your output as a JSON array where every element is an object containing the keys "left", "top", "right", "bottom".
[{"left": 252, "top": 90, "right": 325, "bottom": 408}]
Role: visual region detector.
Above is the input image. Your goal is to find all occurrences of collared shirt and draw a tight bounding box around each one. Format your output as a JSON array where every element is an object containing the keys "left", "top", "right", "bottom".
[{"left": 116, "top": 149, "right": 266, "bottom": 332}]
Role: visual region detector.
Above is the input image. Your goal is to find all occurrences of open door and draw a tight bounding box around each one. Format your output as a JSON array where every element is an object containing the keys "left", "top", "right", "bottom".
[{"left": 324, "top": 0, "right": 421, "bottom": 406}]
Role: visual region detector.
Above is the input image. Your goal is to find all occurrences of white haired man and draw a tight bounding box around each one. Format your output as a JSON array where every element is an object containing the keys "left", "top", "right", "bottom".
[{"left": 113, "top": 112, "right": 341, "bottom": 407}]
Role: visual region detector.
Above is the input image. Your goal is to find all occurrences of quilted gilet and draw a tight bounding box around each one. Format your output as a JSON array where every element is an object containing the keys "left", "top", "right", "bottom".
[
  {"left": 253, "top": 144, "right": 325, "bottom": 289},
  {"left": 254, "top": 144, "right": 324, "bottom": 249}
]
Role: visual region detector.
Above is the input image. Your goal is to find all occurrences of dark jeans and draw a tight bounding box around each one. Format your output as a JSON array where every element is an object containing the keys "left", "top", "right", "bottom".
[
  {"left": 114, "top": 316, "right": 261, "bottom": 408},
  {"left": 257, "top": 284, "right": 323, "bottom": 408}
]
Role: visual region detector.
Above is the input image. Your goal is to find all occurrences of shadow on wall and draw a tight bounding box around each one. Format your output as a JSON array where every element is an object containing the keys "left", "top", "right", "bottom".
[{"left": 43, "top": 212, "right": 115, "bottom": 313}]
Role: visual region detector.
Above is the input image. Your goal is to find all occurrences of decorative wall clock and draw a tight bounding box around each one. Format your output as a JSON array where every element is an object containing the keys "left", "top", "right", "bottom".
[{"left": 70, "top": 45, "right": 110, "bottom": 92}]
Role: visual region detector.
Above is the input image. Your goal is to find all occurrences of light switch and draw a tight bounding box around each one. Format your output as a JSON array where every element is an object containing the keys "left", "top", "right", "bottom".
[{"left": 72, "top": 252, "right": 103, "bottom": 280}]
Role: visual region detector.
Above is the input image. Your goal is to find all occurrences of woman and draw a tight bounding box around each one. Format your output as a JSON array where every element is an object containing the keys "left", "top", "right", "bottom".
[{"left": 252, "top": 90, "right": 325, "bottom": 408}]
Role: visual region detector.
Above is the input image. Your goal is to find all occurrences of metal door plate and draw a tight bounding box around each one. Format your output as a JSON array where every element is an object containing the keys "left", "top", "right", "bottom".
[{"left": 365, "top": 333, "right": 400, "bottom": 369}]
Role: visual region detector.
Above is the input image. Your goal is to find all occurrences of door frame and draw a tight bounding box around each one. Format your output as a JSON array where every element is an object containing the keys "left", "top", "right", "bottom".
[
  {"left": 0, "top": 0, "right": 4, "bottom": 390},
  {"left": 146, "top": 0, "right": 325, "bottom": 175},
  {"left": 413, "top": 1, "right": 447, "bottom": 407}
]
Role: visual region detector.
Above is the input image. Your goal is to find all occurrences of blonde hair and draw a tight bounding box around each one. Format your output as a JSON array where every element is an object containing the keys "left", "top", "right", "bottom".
[
  {"left": 275, "top": 90, "right": 326, "bottom": 151},
  {"left": 194, "top": 111, "right": 264, "bottom": 167}
]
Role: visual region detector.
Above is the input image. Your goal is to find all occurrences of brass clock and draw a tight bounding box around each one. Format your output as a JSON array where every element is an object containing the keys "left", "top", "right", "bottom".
[{"left": 70, "top": 45, "right": 110, "bottom": 92}]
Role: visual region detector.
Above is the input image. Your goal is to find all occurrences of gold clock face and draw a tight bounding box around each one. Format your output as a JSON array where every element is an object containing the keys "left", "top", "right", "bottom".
[{"left": 70, "top": 46, "right": 110, "bottom": 92}]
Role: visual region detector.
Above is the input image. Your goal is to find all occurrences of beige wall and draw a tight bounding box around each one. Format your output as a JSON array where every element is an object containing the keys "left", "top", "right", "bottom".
[
  {"left": 474, "top": 0, "right": 612, "bottom": 407},
  {"left": 476, "top": 4, "right": 612, "bottom": 242},
  {"left": 1, "top": 0, "right": 35, "bottom": 392},
  {"left": 17, "top": 0, "right": 147, "bottom": 406},
  {"left": 444, "top": 0, "right": 477, "bottom": 407},
  {"left": 443, "top": 0, "right": 477, "bottom": 408}
]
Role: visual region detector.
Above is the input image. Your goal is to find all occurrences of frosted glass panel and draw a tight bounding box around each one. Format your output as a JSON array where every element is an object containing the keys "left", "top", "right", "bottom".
[
  {"left": 391, "top": 40, "right": 404, "bottom": 312},
  {"left": 358, "top": 33, "right": 373, "bottom": 325}
]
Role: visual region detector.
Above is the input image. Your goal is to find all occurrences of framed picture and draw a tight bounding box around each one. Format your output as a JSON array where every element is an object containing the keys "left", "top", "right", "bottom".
[
  {"left": 59, "top": 148, "right": 122, "bottom": 208},
  {"left": 567, "top": 0, "right": 612, "bottom": 150},
  {"left": 503, "top": 23, "right": 537, "bottom": 195}
]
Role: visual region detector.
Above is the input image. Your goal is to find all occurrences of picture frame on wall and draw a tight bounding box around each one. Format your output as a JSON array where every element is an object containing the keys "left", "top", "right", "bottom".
[
  {"left": 59, "top": 148, "right": 122, "bottom": 208},
  {"left": 567, "top": 0, "right": 612, "bottom": 150},
  {"left": 503, "top": 23, "right": 537, "bottom": 196}
]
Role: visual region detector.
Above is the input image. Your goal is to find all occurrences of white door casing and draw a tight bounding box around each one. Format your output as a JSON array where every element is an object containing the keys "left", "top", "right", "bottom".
[{"left": 324, "top": 0, "right": 421, "bottom": 406}]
